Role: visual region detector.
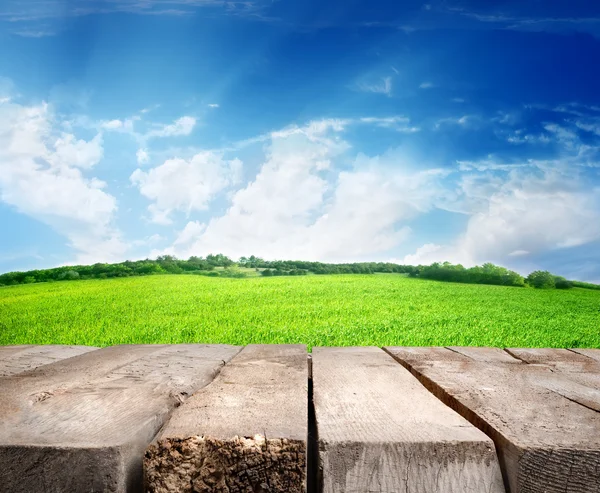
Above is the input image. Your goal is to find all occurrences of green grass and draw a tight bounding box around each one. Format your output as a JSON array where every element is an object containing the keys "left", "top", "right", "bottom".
[{"left": 1, "top": 274, "right": 599, "bottom": 348}]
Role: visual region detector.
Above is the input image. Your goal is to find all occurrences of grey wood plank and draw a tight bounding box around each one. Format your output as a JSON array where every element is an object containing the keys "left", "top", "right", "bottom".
[
  {"left": 506, "top": 347, "right": 597, "bottom": 367},
  {"left": 447, "top": 346, "right": 522, "bottom": 363},
  {"left": 385, "top": 346, "right": 600, "bottom": 493},
  {"left": 507, "top": 347, "right": 600, "bottom": 396},
  {"left": 144, "top": 344, "right": 307, "bottom": 493},
  {"left": 313, "top": 347, "right": 505, "bottom": 493},
  {"left": 571, "top": 348, "right": 600, "bottom": 363},
  {"left": 0, "top": 344, "right": 240, "bottom": 493},
  {"left": 0, "top": 344, "right": 99, "bottom": 377}
]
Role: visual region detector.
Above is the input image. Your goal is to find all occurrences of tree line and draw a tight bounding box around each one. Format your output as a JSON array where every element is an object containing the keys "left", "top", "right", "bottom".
[{"left": 0, "top": 254, "right": 598, "bottom": 291}]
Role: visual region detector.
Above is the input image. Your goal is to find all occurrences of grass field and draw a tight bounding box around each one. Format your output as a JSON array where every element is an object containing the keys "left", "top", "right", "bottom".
[{"left": 1, "top": 274, "right": 599, "bottom": 348}]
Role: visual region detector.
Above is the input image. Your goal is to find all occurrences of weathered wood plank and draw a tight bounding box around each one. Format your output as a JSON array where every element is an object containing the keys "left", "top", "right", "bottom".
[
  {"left": 571, "top": 348, "right": 600, "bottom": 363},
  {"left": 0, "top": 344, "right": 240, "bottom": 493},
  {"left": 447, "top": 346, "right": 522, "bottom": 363},
  {"left": 0, "top": 345, "right": 99, "bottom": 377},
  {"left": 385, "top": 346, "right": 600, "bottom": 493},
  {"left": 507, "top": 347, "right": 600, "bottom": 396},
  {"left": 506, "top": 347, "right": 596, "bottom": 366},
  {"left": 313, "top": 347, "right": 505, "bottom": 493},
  {"left": 144, "top": 344, "right": 307, "bottom": 493}
]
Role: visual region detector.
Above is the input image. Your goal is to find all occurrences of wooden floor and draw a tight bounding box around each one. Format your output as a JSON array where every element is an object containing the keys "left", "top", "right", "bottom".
[{"left": 0, "top": 345, "right": 599, "bottom": 493}]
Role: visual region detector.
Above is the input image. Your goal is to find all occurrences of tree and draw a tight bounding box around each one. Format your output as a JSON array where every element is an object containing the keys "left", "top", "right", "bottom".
[
  {"left": 526, "top": 271, "right": 555, "bottom": 289},
  {"left": 554, "top": 276, "right": 573, "bottom": 289},
  {"left": 58, "top": 270, "right": 80, "bottom": 281}
]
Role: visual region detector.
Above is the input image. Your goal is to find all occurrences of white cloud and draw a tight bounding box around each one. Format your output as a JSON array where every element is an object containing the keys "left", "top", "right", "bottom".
[
  {"left": 130, "top": 151, "right": 243, "bottom": 224},
  {"left": 574, "top": 121, "right": 600, "bottom": 136},
  {"left": 509, "top": 250, "right": 529, "bottom": 257},
  {"left": 51, "top": 132, "right": 104, "bottom": 169},
  {"left": 0, "top": 99, "right": 126, "bottom": 263},
  {"left": 174, "top": 221, "right": 206, "bottom": 246},
  {"left": 136, "top": 148, "right": 149, "bottom": 164},
  {"left": 403, "top": 244, "right": 443, "bottom": 265},
  {"left": 435, "top": 115, "right": 475, "bottom": 129},
  {"left": 404, "top": 164, "right": 600, "bottom": 266},
  {"left": 357, "top": 77, "right": 392, "bottom": 96},
  {"left": 419, "top": 82, "right": 434, "bottom": 89},
  {"left": 98, "top": 116, "right": 139, "bottom": 135},
  {"left": 359, "top": 116, "right": 420, "bottom": 133},
  {"left": 543, "top": 123, "right": 579, "bottom": 148},
  {"left": 160, "top": 121, "right": 442, "bottom": 261},
  {"left": 146, "top": 116, "right": 196, "bottom": 139},
  {"left": 98, "top": 114, "right": 195, "bottom": 145},
  {"left": 208, "top": 103, "right": 219, "bottom": 108},
  {"left": 101, "top": 119, "right": 123, "bottom": 130},
  {"left": 506, "top": 130, "right": 551, "bottom": 145}
]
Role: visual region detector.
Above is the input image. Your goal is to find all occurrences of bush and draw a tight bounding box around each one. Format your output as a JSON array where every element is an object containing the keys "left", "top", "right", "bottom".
[
  {"left": 526, "top": 271, "right": 555, "bottom": 289},
  {"left": 58, "top": 270, "right": 80, "bottom": 281},
  {"left": 554, "top": 277, "right": 574, "bottom": 289},
  {"left": 220, "top": 268, "right": 247, "bottom": 278}
]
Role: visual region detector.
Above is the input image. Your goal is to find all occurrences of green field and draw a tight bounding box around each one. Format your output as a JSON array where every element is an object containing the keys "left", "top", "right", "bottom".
[{"left": 1, "top": 274, "right": 599, "bottom": 348}]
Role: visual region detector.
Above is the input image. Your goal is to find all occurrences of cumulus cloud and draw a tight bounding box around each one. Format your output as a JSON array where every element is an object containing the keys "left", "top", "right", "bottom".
[
  {"left": 159, "top": 121, "right": 442, "bottom": 261},
  {"left": 0, "top": 98, "right": 126, "bottom": 263},
  {"left": 51, "top": 133, "right": 104, "bottom": 169},
  {"left": 130, "top": 151, "right": 243, "bottom": 224},
  {"left": 174, "top": 221, "right": 206, "bottom": 246},
  {"left": 404, "top": 164, "right": 600, "bottom": 266}
]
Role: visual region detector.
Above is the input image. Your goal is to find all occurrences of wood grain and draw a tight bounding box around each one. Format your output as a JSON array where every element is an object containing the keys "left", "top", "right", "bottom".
[
  {"left": 0, "top": 344, "right": 240, "bottom": 493},
  {"left": 448, "top": 346, "right": 522, "bottom": 364},
  {"left": 0, "top": 344, "right": 98, "bottom": 377},
  {"left": 571, "top": 348, "right": 600, "bottom": 363},
  {"left": 385, "top": 346, "right": 600, "bottom": 493},
  {"left": 145, "top": 344, "right": 308, "bottom": 493},
  {"left": 313, "top": 347, "right": 505, "bottom": 493}
]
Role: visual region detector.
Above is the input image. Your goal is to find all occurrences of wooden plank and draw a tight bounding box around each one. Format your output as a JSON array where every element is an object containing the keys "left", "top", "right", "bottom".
[
  {"left": 0, "top": 344, "right": 240, "bottom": 493},
  {"left": 506, "top": 347, "right": 595, "bottom": 366},
  {"left": 507, "top": 347, "right": 600, "bottom": 394},
  {"left": 571, "top": 348, "right": 600, "bottom": 363},
  {"left": 313, "top": 347, "right": 505, "bottom": 493},
  {"left": 0, "top": 344, "right": 99, "bottom": 377},
  {"left": 447, "top": 346, "right": 522, "bottom": 363},
  {"left": 386, "top": 345, "right": 471, "bottom": 363},
  {"left": 385, "top": 346, "right": 600, "bottom": 493},
  {"left": 144, "top": 344, "right": 307, "bottom": 493}
]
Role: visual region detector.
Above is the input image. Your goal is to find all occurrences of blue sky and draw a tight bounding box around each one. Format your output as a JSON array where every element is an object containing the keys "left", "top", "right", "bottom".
[{"left": 1, "top": 0, "right": 600, "bottom": 281}]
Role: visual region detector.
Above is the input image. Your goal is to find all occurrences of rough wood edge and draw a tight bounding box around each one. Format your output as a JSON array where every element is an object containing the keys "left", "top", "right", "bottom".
[{"left": 145, "top": 435, "right": 306, "bottom": 493}]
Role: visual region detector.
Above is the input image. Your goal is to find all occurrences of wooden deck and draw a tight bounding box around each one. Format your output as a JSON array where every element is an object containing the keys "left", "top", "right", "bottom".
[{"left": 0, "top": 344, "right": 599, "bottom": 492}]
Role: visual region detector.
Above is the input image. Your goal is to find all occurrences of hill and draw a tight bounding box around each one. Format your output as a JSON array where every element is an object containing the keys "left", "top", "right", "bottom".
[{"left": 1, "top": 274, "right": 599, "bottom": 348}]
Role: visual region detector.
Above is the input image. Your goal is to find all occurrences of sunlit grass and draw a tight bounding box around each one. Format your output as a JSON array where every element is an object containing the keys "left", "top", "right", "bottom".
[{"left": 1, "top": 274, "right": 599, "bottom": 348}]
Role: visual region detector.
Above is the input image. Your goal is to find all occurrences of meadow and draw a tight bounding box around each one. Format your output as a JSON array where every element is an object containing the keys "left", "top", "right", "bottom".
[{"left": 1, "top": 274, "right": 599, "bottom": 348}]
